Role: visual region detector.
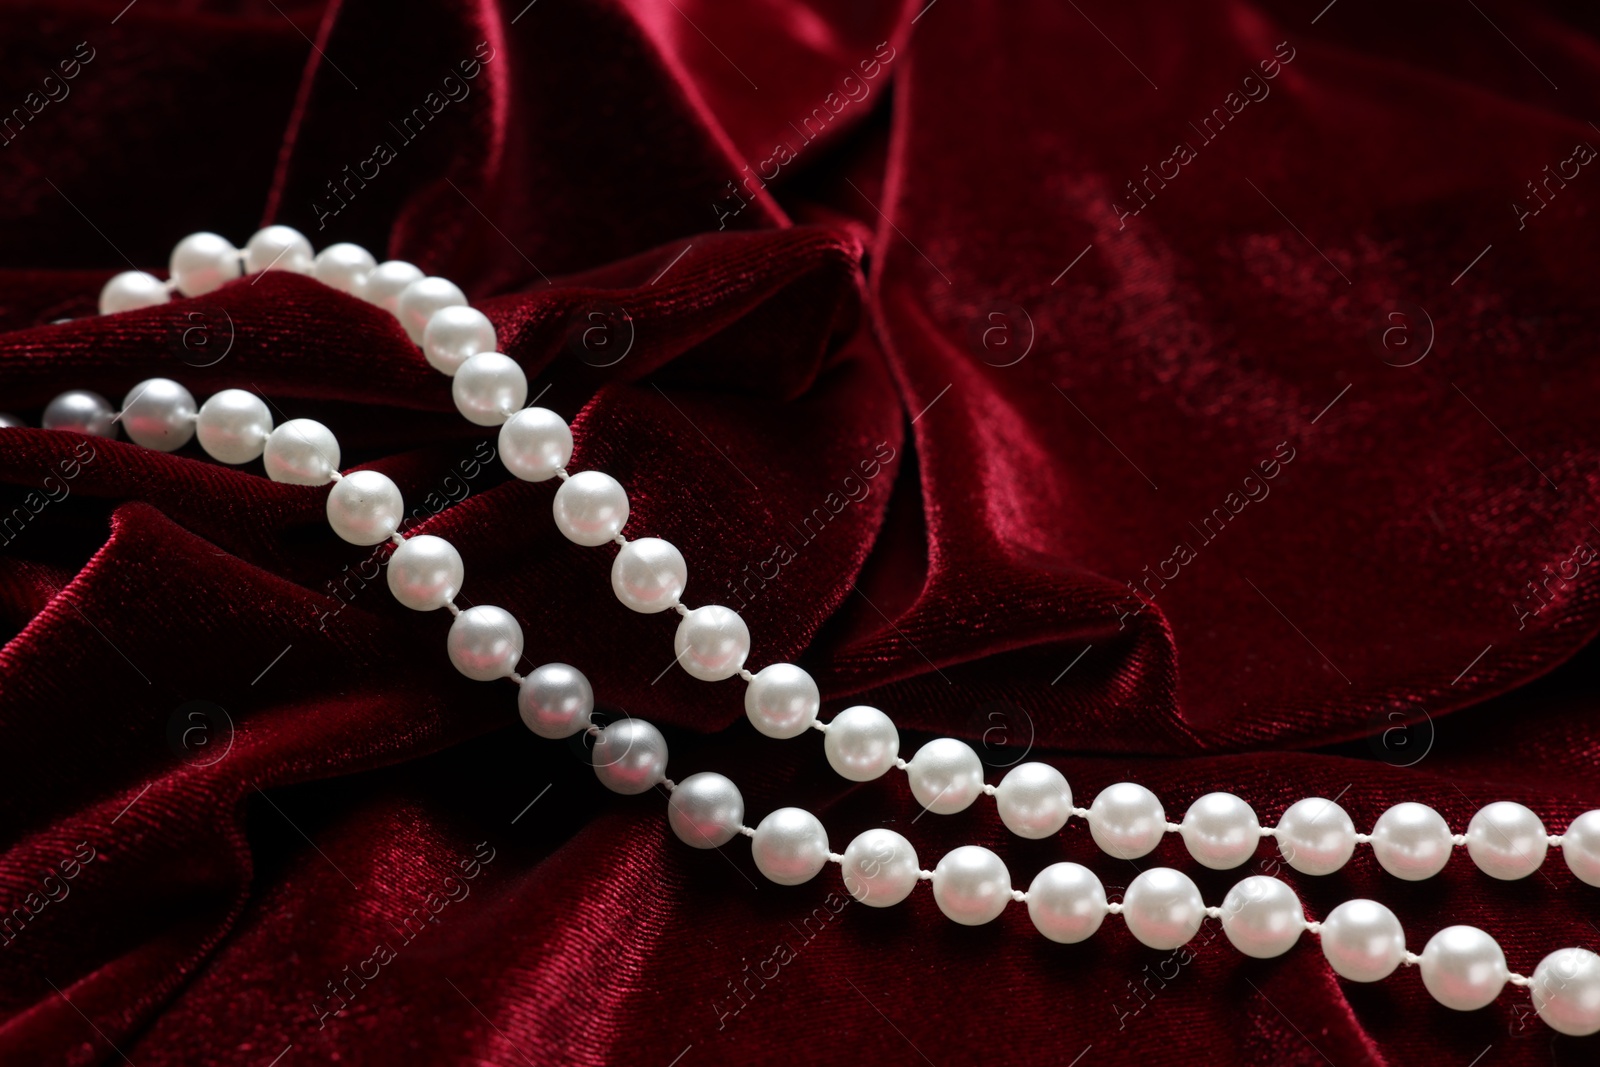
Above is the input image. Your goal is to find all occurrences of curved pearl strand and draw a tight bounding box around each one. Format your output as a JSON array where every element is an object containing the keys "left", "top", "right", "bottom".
[{"left": 19, "top": 226, "right": 1600, "bottom": 1036}]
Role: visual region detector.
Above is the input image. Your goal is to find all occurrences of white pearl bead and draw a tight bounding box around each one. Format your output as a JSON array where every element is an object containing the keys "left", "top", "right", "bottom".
[
  {"left": 1320, "top": 899, "right": 1405, "bottom": 982},
  {"left": 1531, "top": 947, "right": 1600, "bottom": 1036},
  {"left": 668, "top": 772, "right": 744, "bottom": 849},
  {"left": 841, "top": 828, "right": 920, "bottom": 907},
  {"left": 312, "top": 242, "right": 375, "bottom": 295},
  {"left": 552, "top": 470, "right": 629, "bottom": 546},
  {"left": 743, "top": 663, "right": 819, "bottom": 739},
  {"left": 1420, "top": 925, "right": 1508, "bottom": 1011},
  {"left": 1370, "top": 801, "right": 1454, "bottom": 881},
  {"left": 498, "top": 407, "right": 572, "bottom": 481},
  {"left": 120, "top": 378, "right": 196, "bottom": 451},
  {"left": 673, "top": 605, "right": 750, "bottom": 681},
  {"left": 1562, "top": 810, "right": 1600, "bottom": 887},
  {"left": 396, "top": 276, "right": 467, "bottom": 343},
  {"left": 43, "top": 391, "right": 117, "bottom": 437},
  {"left": 592, "top": 718, "right": 668, "bottom": 795},
  {"left": 995, "top": 763, "right": 1072, "bottom": 839},
  {"left": 906, "top": 738, "right": 985, "bottom": 815},
  {"left": 362, "top": 260, "right": 424, "bottom": 313},
  {"left": 1219, "top": 875, "right": 1304, "bottom": 958},
  {"left": 1122, "top": 868, "right": 1205, "bottom": 950},
  {"left": 170, "top": 232, "right": 243, "bottom": 296},
  {"left": 931, "top": 845, "right": 1011, "bottom": 926},
  {"left": 263, "top": 418, "right": 340, "bottom": 485},
  {"left": 196, "top": 389, "right": 272, "bottom": 464},
  {"left": 0, "top": 414, "right": 23, "bottom": 428},
  {"left": 823, "top": 705, "right": 899, "bottom": 781},
  {"left": 1465, "top": 801, "right": 1547, "bottom": 881},
  {"left": 1273, "top": 796, "right": 1358, "bottom": 876},
  {"left": 751, "top": 807, "right": 829, "bottom": 886},
  {"left": 325, "top": 469, "right": 403, "bottom": 545},
  {"left": 1180, "top": 792, "right": 1261, "bottom": 870},
  {"left": 517, "top": 663, "right": 593, "bottom": 739},
  {"left": 446, "top": 604, "right": 523, "bottom": 681},
  {"left": 385, "top": 534, "right": 462, "bottom": 611},
  {"left": 98, "top": 270, "right": 170, "bottom": 315},
  {"left": 452, "top": 352, "right": 526, "bottom": 426},
  {"left": 610, "top": 537, "right": 687, "bottom": 613},
  {"left": 244, "top": 225, "right": 314, "bottom": 275},
  {"left": 423, "top": 305, "right": 497, "bottom": 375},
  {"left": 1026, "top": 862, "right": 1106, "bottom": 944},
  {"left": 1087, "top": 782, "right": 1167, "bottom": 860}
]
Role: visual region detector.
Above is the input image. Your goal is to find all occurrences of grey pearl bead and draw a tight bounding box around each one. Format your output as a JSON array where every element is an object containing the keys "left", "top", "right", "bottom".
[
  {"left": 667, "top": 772, "right": 744, "bottom": 848},
  {"left": 43, "top": 390, "right": 117, "bottom": 438},
  {"left": 592, "top": 718, "right": 667, "bottom": 795},
  {"left": 518, "top": 663, "right": 594, "bottom": 739}
]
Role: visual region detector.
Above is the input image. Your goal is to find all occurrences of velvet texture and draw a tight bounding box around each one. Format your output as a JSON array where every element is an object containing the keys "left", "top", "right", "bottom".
[{"left": 2, "top": 1, "right": 1599, "bottom": 1063}]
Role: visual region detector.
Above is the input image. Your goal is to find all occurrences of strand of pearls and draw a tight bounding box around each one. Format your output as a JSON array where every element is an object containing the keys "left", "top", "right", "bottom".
[
  {"left": 23, "top": 226, "right": 1600, "bottom": 1037},
  {"left": 321, "top": 231, "right": 1600, "bottom": 895},
  {"left": 787, "top": 820, "right": 1600, "bottom": 1033}
]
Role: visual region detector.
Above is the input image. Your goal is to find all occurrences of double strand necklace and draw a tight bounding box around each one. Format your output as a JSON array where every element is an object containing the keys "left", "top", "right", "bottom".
[{"left": 15, "top": 224, "right": 1600, "bottom": 1037}]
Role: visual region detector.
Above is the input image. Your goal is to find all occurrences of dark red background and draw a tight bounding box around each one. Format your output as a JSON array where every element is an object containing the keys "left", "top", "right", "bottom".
[{"left": 2, "top": 1, "right": 1599, "bottom": 1063}]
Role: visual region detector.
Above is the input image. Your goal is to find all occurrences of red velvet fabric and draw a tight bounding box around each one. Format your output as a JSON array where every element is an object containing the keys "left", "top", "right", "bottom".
[{"left": 2, "top": 1, "right": 1599, "bottom": 1063}]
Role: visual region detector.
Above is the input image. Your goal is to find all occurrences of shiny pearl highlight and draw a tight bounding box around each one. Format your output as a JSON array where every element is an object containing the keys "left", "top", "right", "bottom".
[
  {"left": 668, "top": 772, "right": 744, "bottom": 848},
  {"left": 1562, "top": 810, "right": 1600, "bottom": 887},
  {"left": 120, "top": 378, "right": 196, "bottom": 451},
  {"left": 396, "top": 276, "right": 467, "bottom": 343},
  {"left": 43, "top": 390, "right": 117, "bottom": 437},
  {"left": 611, "top": 537, "right": 687, "bottom": 613},
  {"left": 1465, "top": 801, "right": 1547, "bottom": 881},
  {"left": 906, "top": 738, "right": 985, "bottom": 815},
  {"left": 312, "top": 243, "right": 376, "bottom": 295},
  {"left": 1370, "top": 801, "right": 1454, "bottom": 881},
  {"left": 751, "top": 807, "right": 829, "bottom": 886},
  {"left": 1274, "top": 796, "right": 1357, "bottom": 876},
  {"left": 592, "top": 718, "right": 668, "bottom": 795},
  {"left": 932, "top": 845, "right": 1011, "bottom": 926},
  {"left": 498, "top": 408, "right": 572, "bottom": 481},
  {"left": 1531, "top": 947, "right": 1600, "bottom": 1036},
  {"left": 995, "top": 763, "right": 1072, "bottom": 839},
  {"left": 823, "top": 705, "right": 899, "bottom": 781},
  {"left": 841, "top": 828, "right": 920, "bottom": 907},
  {"left": 325, "top": 469, "right": 403, "bottom": 545},
  {"left": 385, "top": 534, "right": 463, "bottom": 611},
  {"left": 1320, "top": 899, "right": 1405, "bottom": 982},
  {"left": 552, "top": 470, "right": 629, "bottom": 546},
  {"left": 1026, "top": 862, "right": 1106, "bottom": 944},
  {"left": 452, "top": 352, "right": 526, "bottom": 426},
  {"left": 362, "top": 260, "right": 424, "bottom": 313},
  {"left": 673, "top": 605, "right": 750, "bottom": 681},
  {"left": 263, "top": 418, "right": 340, "bottom": 485},
  {"left": 1180, "top": 792, "right": 1260, "bottom": 870},
  {"left": 1122, "top": 868, "right": 1205, "bottom": 950},
  {"left": 423, "top": 305, "right": 497, "bottom": 375},
  {"left": 743, "top": 663, "right": 819, "bottom": 739},
  {"left": 1420, "top": 925, "right": 1508, "bottom": 1011},
  {"left": 244, "top": 225, "right": 313, "bottom": 275},
  {"left": 98, "top": 270, "right": 170, "bottom": 315},
  {"left": 196, "top": 389, "right": 272, "bottom": 464},
  {"left": 517, "top": 663, "right": 594, "bottom": 739},
  {"left": 1219, "top": 875, "right": 1304, "bottom": 959},
  {"left": 446, "top": 605, "right": 523, "bottom": 681},
  {"left": 1087, "top": 781, "right": 1166, "bottom": 860},
  {"left": 170, "top": 232, "right": 243, "bottom": 296}
]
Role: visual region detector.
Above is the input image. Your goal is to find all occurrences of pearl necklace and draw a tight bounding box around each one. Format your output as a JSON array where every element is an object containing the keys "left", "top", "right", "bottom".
[{"left": 17, "top": 224, "right": 1600, "bottom": 1037}]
